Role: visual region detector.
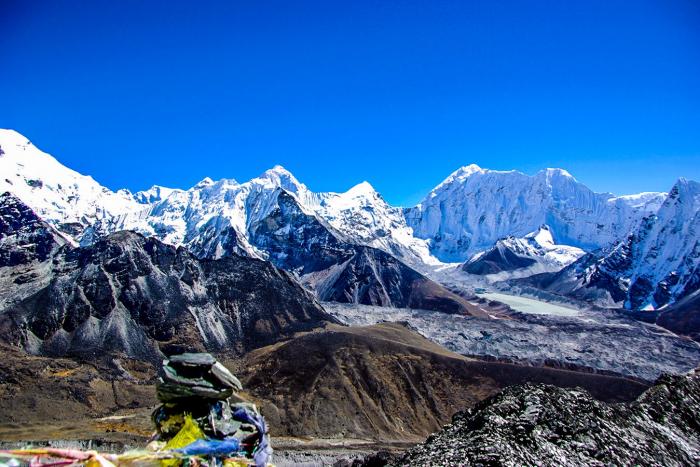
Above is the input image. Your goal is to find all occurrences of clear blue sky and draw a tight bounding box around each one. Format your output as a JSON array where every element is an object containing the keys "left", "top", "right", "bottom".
[{"left": 2, "top": 1, "right": 699, "bottom": 205}]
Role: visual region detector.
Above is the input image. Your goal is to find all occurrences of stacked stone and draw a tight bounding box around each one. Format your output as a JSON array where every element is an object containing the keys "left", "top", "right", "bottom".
[{"left": 152, "top": 353, "right": 271, "bottom": 466}]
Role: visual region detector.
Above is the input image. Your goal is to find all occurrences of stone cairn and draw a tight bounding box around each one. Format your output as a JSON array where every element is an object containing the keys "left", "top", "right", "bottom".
[{"left": 151, "top": 352, "right": 272, "bottom": 466}]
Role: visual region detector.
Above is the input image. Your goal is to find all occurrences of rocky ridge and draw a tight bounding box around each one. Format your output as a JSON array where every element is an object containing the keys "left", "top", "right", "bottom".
[{"left": 394, "top": 369, "right": 700, "bottom": 466}]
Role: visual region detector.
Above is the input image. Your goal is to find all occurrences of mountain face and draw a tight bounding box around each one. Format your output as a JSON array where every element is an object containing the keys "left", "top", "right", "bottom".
[
  {"left": 0, "top": 192, "right": 67, "bottom": 268},
  {"left": 394, "top": 369, "right": 700, "bottom": 466},
  {"left": 0, "top": 198, "right": 334, "bottom": 361},
  {"left": 522, "top": 179, "right": 700, "bottom": 311},
  {"left": 405, "top": 164, "right": 665, "bottom": 262},
  {"left": 311, "top": 182, "right": 437, "bottom": 268},
  {"left": 115, "top": 166, "right": 436, "bottom": 268},
  {"left": 246, "top": 190, "right": 484, "bottom": 315},
  {"left": 0, "top": 129, "right": 432, "bottom": 269},
  {"left": 0, "top": 193, "right": 70, "bottom": 310},
  {"left": 462, "top": 225, "right": 584, "bottom": 277},
  {"left": 656, "top": 291, "right": 700, "bottom": 341}
]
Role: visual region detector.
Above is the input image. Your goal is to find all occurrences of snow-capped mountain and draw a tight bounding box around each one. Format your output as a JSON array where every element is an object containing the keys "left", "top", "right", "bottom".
[
  {"left": 0, "top": 128, "right": 436, "bottom": 267},
  {"left": 405, "top": 164, "right": 666, "bottom": 262},
  {"left": 520, "top": 179, "right": 700, "bottom": 310},
  {"left": 0, "top": 129, "right": 142, "bottom": 237},
  {"left": 117, "top": 166, "right": 437, "bottom": 267},
  {"left": 243, "top": 189, "right": 484, "bottom": 315},
  {"left": 613, "top": 178, "right": 700, "bottom": 310},
  {"left": 1, "top": 130, "right": 667, "bottom": 270},
  {"left": 310, "top": 181, "right": 437, "bottom": 267},
  {"left": 5, "top": 128, "right": 699, "bottom": 316},
  {"left": 462, "top": 225, "right": 585, "bottom": 278}
]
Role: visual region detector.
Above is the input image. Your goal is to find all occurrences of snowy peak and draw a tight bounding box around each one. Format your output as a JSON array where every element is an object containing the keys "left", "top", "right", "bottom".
[
  {"left": 262, "top": 164, "right": 294, "bottom": 177},
  {"left": 257, "top": 165, "right": 304, "bottom": 191},
  {"left": 666, "top": 178, "right": 700, "bottom": 208},
  {"left": 193, "top": 177, "right": 216, "bottom": 188},
  {"left": 0, "top": 129, "right": 140, "bottom": 238},
  {"left": 430, "top": 164, "right": 485, "bottom": 194},
  {"left": 0, "top": 129, "right": 34, "bottom": 150},
  {"left": 313, "top": 181, "right": 438, "bottom": 267},
  {"left": 463, "top": 224, "right": 585, "bottom": 277},
  {"left": 524, "top": 224, "right": 555, "bottom": 247},
  {"left": 539, "top": 167, "right": 575, "bottom": 180},
  {"left": 133, "top": 185, "right": 180, "bottom": 204},
  {"left": 453, "top": 163, "right": 484, "bottom": 178},
  {"left": 345, "top": 180, "right": 378, "bottom": 197}
]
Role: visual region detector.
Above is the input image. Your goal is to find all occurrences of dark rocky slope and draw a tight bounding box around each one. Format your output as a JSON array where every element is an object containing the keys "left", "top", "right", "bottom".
[
  {"left": 250, "top": 190, "right": 485, "bottom": 316},
  {"left": 0, "top": 192, "right": 66, "bottom": 267},
  {"left": 0, "top": 226, "right": 334, "bottom": 361},
  {"left": 238, "top": 323, "right": 648, "bottom": 442},
  {"left": 394, "top": 369, "right": 700, "bottom": 466},
  {"left": 517, "top": 256, "right": 700, "bottom": 342},
  {"left": 0, "top": 193, "right": 70, "bottom": 310}
]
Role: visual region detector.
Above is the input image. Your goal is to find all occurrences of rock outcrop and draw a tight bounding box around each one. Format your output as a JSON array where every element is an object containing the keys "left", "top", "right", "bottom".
[
  {"left": 395, "top": 369, "right": 700, "bottom": 466},
  {"left": 0, "top": 192, "right": 66, "bottom": 267},
  {"left": 462, "top": 225, "right": 584, "bottom": 277}
]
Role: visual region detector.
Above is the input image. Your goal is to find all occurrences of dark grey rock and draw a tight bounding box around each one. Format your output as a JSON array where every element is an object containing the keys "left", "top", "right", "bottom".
[
  {"left": 156, "top": 353, "right": 243, "bottom": 402},
  {"left": 211, "top": 361, "right": 243, "bottom": 391},
  {"left": 169, "top": 352, "right": 217, "bottom": 366},
  {"left": 0, "top": 192, "right": 65, "bottom": 267},
  {"left": 0, "top": 223, "right": 335, "bottom": 361},
  {"left": 394, "top": 370, "right": 700, "bottom": 466},
  {"left": 462, "top": 240, "right": 537, "bottom": 275}
]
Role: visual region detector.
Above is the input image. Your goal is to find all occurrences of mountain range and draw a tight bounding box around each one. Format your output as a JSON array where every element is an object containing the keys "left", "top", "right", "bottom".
[{"left": 1, "top": 128, "right": 698, "bottom": 323}]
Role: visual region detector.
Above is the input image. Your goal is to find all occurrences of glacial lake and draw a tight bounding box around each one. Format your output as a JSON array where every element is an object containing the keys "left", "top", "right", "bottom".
[{"left": 476, "top": 292, "right": 581, "bottom": 317}]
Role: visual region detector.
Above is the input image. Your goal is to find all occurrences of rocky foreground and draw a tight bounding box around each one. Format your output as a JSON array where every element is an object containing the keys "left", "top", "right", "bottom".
[{"left": 392, "top": 369, "right": 700, "bottom": 466}]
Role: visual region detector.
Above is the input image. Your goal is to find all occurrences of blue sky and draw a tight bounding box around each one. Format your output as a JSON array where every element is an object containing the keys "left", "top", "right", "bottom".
[{"left": 2, "top": 1, "right": 699, "bottom": 206}]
